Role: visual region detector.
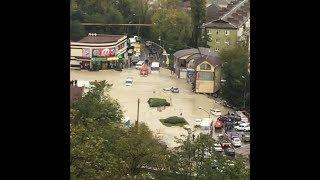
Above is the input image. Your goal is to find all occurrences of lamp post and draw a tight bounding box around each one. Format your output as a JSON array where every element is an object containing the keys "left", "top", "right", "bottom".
[
  {"left": 241, "top": 75, "right": 246, "bottom": 110},
  {"left": 198, "top": 106, "right": 211, "bottom": 118}
]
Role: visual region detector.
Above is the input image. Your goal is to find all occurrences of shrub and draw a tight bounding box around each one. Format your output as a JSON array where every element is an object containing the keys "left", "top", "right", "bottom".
[
  {"left": 160, "top": 116, "right": 188, "bottom": 127},
  {"left": 148, "top": 98, "right": 170, "bottom": 107}
]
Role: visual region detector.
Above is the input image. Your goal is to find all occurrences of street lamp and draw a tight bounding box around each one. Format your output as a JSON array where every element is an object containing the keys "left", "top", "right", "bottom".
[
  {"left": 198, "top": 106, "right": 211, "bottom": 118},
  {"left": 241, "top": 75, "right": 247, "bottom": 110}
]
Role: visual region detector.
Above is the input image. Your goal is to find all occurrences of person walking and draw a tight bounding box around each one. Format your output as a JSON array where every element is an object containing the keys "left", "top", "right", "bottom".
[
  {"left": 75, "top": 80, "right": 77, "bottom": 86},
  {"left": 192, "top": 133, "right": 195, "bottom": 141}
]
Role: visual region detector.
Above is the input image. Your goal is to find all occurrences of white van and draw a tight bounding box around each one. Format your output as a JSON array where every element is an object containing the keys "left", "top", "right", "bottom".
[
  {"left": 135, "top": 61, "right": 144, "bottom": 69},
  {"left": 151, "top": 62, "right": 160, "bottom": 72}
]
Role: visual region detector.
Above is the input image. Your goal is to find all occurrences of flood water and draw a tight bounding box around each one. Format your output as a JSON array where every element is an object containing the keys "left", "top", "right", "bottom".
[{"left": 71, "top": 68, "right": 232, "bottom": 148}]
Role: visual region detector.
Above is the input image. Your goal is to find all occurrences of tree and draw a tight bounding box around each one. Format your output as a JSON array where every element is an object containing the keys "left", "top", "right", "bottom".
[
  {"left": 190, "top": 0, "right": 206, "bottom": 47},
  {"left": 220, "top": 47, "right": 250, "bottom": 110},
  {"left": 151, "top": 9, "right": 192, "bottom": 54},
  {"left": 70, "top": 20, "right": 86, "bottom": 41},
  {"left": 71, "top": 80, "right": 123, "bottom": 124}
]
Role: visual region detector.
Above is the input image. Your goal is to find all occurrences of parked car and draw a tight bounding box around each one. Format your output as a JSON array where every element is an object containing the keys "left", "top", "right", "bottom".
[
  {"left": 170, "top": 87, "right": 179, "bottom": 93},
  {"left": 231, "top": 137, "right": 242, "bottom": 147},
  {"left": 214, "top": 120, "right": 223, "bottom": 129},
  {"left": 213, "top": 143, "right": 223, "bottom": 152},
  {"left": 235, "top": 123, "right": 250, "bottom": 131},
  {"left": 211, "top": 109, "right": 222, "bottom": 116},
  {"left": 230, "top": 132, "right": 240, "bottom": 139},
  {"left": 236, "top": 111, "right": 249, "bottom": 122},
  {"left": 125, "top": 77, "right": 133, "bottom": 86},
  {"left": 224, "top": 147, "right": 236, "bottom": 157},
  {"left": 135, "top": 60, "right": 144, "bottom": 69}
]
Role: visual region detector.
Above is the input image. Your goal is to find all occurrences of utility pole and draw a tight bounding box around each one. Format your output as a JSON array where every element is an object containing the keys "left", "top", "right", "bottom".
[{"left": 136, "top": 98, "right": 140, "bottom": 125}]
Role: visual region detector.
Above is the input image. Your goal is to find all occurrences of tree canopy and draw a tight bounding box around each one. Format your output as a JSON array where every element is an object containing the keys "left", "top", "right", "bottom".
[{"left": 220, "top": 47, "right": 250, "bottom": 110}]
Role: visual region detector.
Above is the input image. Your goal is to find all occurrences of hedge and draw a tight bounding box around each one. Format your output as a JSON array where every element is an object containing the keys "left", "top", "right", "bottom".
[
  {"left": 160, "top": 116, "right": 188, "bottom": 127},
  {"left": 147, "top": 98, "right": 170, "bottom": 107}
]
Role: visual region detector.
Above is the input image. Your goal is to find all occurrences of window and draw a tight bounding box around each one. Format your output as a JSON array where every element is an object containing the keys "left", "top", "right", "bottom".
[
  {"left": 215, "top": 38, "right": 220, "bottom": 43},
  {"left": 225, "top": 30, "right": 230, "bottom": 35},
  {"left": 216, "top": 30, "right": 220, "bottom": 34},
  {"left": 198, "top": 71, "right": 214, "bottom": 81},
  {"left": 225, "top": 38, "right": 230, "bottom": 45},
  {"left": 215, "top": 47, "right": 220, "bottom": 52},
  {"left": 200, "top": 63, "right": 211, "bottom": 70}
]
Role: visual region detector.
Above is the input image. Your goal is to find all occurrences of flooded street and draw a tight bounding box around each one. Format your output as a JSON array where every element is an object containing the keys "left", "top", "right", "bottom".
[{"left": 71, "top": 68, "right": 232, "bottom": 148}]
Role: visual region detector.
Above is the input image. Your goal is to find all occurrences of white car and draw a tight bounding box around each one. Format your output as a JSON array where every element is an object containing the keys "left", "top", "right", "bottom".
[
  {"left": 213, "top": 143, "right": 223, "bottom": 152},
  {"left": 235, "top": 123, "right": 250, "bottom": 131},
  {"left": 135, "top": 60, "right": 144, "bottom": 69},
  {"left": 125, "top": 78, "right": 133, "bottom": 86},
  {"left": 231, "top": 137, "right": 242, "bottom": 147},
  {"left": 211, "top": 109, "right": 222, "bottom": 116},
  {"left": 236, "top": 111, "right": 249, "bottom": 122}
]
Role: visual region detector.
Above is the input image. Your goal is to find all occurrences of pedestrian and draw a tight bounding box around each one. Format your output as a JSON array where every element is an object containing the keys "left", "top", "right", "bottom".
[
  {"left": 75, "top": 80, "right": 77, "bottom": 86},
  {"left": 192, "top": 133, "right": 195, "bottom": 141},
  {"left": 71, "top": 80, "right": 74, "bottom": 86}
]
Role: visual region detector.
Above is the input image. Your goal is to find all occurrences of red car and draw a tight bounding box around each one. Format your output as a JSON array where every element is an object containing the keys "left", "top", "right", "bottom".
[{"left": 214, "top": 120, "right": 224, "bottom": 129}]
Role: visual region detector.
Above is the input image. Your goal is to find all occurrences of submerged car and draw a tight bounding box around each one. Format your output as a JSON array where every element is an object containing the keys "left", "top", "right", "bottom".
[
  {"left": 125, "top": 78, "right": 133, "bottom": 86},
  {"left": 211, "top": 109, "right": 222, "bottom": 116},
  {"left": 170, "top": 87, "right": 179, "bottom": 93},
  {"left": 224, "top": 147, "right": 236, "bottom": 157},
  {"left": 235, "top": 123, "right": 250, "bottom": 131},
  {"left": 231, "top": 137, "right": 242, "bottom": 147}
]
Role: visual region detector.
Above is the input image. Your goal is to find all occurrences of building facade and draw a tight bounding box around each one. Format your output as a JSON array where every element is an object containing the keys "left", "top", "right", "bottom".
[
  {"left": 204, "top": 0, "right": 250, "bottom": 53},
  {"left": 70, "top": 34, "right": 128, "bottom": 70}
]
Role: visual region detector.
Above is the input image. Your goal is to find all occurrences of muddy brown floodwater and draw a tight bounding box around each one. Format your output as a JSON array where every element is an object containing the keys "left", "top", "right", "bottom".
[{"left": 71, "top": 68, "right": 232, "bottom": 148}]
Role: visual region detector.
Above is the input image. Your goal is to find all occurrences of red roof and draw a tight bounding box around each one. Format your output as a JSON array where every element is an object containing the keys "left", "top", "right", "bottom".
[{"left": 78, "top": 35, "right": 126, "bottom": 44}]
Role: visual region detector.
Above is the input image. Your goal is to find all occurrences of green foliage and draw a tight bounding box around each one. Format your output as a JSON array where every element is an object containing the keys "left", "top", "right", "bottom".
[
  {"left": 71, "top": 80, "right": 123, "bottom": 124},
  {"left": 220, "top": 47, "right": 250, "bottom": 110},
  {"left": 147, "top": 98, "right": 170, "bottom": 107},
  {"left": 70, "top": 20, "right": 86, "bottom": 41},
  {"left": 190, "top": 0, "right": 206, "bottom": 47},
  {"left": 160, "top": 116, "right": 188, "bottom": 127},
  {"left": 151, "top": 9, "right": 192, "bottom": 53}
]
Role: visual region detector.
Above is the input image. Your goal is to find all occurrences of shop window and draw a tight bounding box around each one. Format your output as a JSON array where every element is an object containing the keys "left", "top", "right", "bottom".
[
  {"left": 225, "top": 30, "right": 230, "bottom": 35},
  {"left": 200, "top": 63, "right": 211, "bottom": 70},
  {"left": 216, "top": 30, "right": 220, "bottom": 34},
  {"left": 215, "top": 47, "right": 220, "bottom": 52},
  {"left": 198, "top": 71, "right": 213, "bottom": 81}
]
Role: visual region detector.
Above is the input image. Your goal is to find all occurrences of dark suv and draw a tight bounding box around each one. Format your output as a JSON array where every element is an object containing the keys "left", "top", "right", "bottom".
[{"left": 224, "top": 147, "right": 236, "bottom": 157}]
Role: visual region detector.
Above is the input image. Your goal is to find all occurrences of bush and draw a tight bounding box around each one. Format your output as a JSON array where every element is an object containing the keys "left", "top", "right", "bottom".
[
  {"left": 148, "top": 98, "right": 170, "bottom": 107},
  {"left": 160, "top": 116, "right": 188, "bottom": 127}
]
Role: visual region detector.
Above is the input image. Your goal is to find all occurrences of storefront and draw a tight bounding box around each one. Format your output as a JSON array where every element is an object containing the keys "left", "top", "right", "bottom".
[{"left": 70, "top": 34, "right": 128, "bottom": 70}]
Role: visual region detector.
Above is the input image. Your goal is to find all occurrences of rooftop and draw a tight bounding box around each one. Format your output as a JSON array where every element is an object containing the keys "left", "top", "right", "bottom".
[
  {"left": 78, "top": 34, "right": 126, "bottom": 44},
  {"left": 204, "top": 0, "right": 250, "bottom": 29}
]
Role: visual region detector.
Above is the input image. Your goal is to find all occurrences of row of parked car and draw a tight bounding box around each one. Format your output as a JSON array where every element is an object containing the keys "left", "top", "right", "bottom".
[{"left": 214, "top": 111, "right": 250, "bottom": 132}]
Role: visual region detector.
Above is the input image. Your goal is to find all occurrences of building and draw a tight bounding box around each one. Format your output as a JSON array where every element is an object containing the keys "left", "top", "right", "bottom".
[
  {"left": 70, "top": 34, "right": 128, "bottom": 70},
  {"left": 203, "top": 0, "right": 250, "bottom": 53},
  {"left": 173, "top": 47, "right": 222, "bottom": 94}
]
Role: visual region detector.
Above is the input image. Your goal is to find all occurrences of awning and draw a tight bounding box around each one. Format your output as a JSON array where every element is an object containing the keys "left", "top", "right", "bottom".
[{"left": 92, "top": 58, "right": 107, "bottom": 62}]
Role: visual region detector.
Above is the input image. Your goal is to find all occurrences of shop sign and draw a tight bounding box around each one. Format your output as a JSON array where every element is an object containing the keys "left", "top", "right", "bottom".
[
  {"left": 82, "top": 48, "right": 91, "bottom": 58},
  {"left": 92, "top": 47, "right": 116, "bottom": 58}
]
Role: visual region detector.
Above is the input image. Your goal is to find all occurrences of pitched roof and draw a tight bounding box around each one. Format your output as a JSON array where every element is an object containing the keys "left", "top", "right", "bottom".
[
  {"left": 173, "top": 47, "right": 222, "bottom": 66},
  {"left": 78, "top": 35, "right": 126, "bottom": 44},
  {"left": 206, "top": 3, "right": 222, "bottom": 22},
  {"left": 203, "top": 19, "right": 237, "bottom": 29},
  {"left": 204, "top": 0, "right": 250, "bottom": 29}
]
